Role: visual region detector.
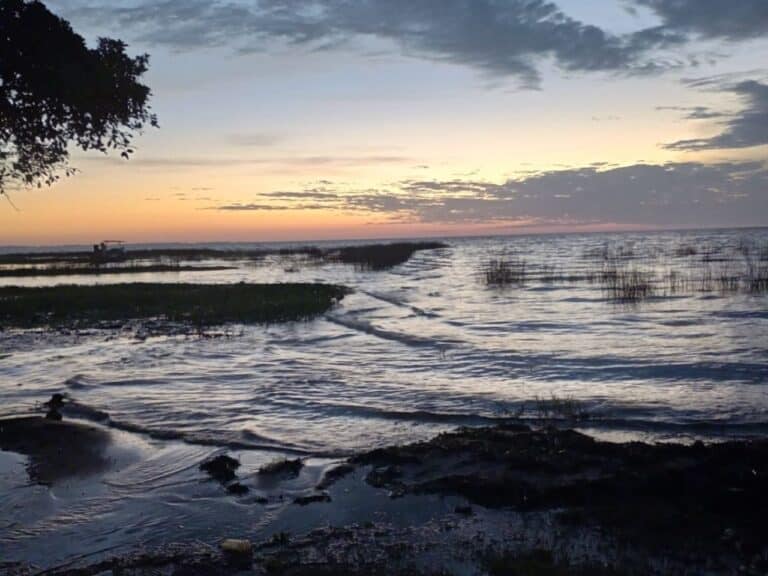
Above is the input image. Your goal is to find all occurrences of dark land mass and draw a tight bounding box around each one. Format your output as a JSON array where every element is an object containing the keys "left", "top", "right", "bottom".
[
  {"left": 0, "top": 241, "right": 448, "bottom": 271},
  {"left": 0, "top": 264, "right": 235, "bottom": 277},
  {"left": 0, "top": 283, "right": 348, "bottom": 328},
  {"left": 2, "top": 422, "right": 766, "bottom": 575}
]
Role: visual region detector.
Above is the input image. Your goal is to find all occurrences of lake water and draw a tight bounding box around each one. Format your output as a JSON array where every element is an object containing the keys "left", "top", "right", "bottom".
[{"left": 1, "top": 228, "right": 767, "bottom": 565}]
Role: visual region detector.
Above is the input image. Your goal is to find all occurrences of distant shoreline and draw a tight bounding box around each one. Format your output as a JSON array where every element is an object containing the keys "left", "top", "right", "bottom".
[{"left": 2, "top": 225, "right": 767, "bottom": 254}]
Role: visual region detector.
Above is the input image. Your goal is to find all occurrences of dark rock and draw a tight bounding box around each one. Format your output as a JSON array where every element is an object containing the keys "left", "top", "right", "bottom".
[
  {"left": 44, "top": 393, "right": 66, "bottom": 409},
  {"left": 226, "top": 482, "right": 249, "bottom": 496},
  {"left": 316, "top": 463, "right": 355, "bottom": 490},
  {"left": 45, "top": 409, "right": 62, "bottom": 421},
  {"left": 258, "top": 457, "right": 303, "bottom": 479},
  {"left": 366, "top": 465, "right": 402, "bottom": 488},
  {"left": 200, "top": 454, "right": 241, "bottom": 483},
  {"left": 293, "top": 491, "right": 332, "bottom": 506}
]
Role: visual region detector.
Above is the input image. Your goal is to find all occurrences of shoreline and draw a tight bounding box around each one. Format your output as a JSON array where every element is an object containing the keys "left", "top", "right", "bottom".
[{"left": 2, "top": 415, "right": 766, "bottom": 575}]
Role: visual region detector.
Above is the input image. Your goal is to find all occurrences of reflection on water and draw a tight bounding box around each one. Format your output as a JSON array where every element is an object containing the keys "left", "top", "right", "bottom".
[{"left": 1, "top": 229, "right": 768, "bottom": 565}]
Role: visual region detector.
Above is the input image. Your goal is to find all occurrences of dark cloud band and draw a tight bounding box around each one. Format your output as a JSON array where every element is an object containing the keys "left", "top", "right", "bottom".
[
  {"left": 50, "top": 0, "right": 743, "bottom": 87},
  {"left": 209, "top": 161, "right": 768, "bottom": 228}
]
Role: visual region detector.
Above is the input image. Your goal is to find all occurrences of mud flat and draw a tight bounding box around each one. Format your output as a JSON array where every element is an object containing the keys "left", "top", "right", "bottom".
[
  {"left": 0, "top": 283, "right": 349, "bottom": 328},
  {"left": 3, "top": 424, "right": 766, "bottom": 575}
]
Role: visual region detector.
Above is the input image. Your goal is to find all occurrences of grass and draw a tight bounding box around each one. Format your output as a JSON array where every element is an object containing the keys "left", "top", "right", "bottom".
[
  {"left": 533, "top": 394, "right": 591, "bottom": 423},
  {"left": 0, "top": 264, "right": 234, "bottom": 277},
  {"left": 597, "top": 266, "right": 655, "bottom": 303},
  {"left": 483, "top": 257, "right": 527, "bottom": 287},
  {"left": 327, "top": 242, "right": 447, "bottom": 271},
  {"left": 0, "top": 283, "right": 349, "bottom": 328},
  {"left": 480, "top": 237, "right": 768, "bottom": 302},
  {"left": 0, "top": 241, "right": 447, "bottom": 276}
]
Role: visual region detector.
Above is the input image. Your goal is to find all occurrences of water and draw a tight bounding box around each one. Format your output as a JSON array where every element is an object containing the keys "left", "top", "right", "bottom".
[{"left": 1, "top": 228, "right": 767, "bottom": 565}]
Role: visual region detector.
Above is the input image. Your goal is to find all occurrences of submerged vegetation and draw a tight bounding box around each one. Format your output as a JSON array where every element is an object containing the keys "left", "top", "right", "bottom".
[{"left": 0, "top": 283, "right": 348, "bottom": 328}]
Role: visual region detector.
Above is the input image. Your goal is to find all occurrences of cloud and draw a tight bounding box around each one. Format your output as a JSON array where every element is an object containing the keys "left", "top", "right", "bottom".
[
  {"left": 664, "top": 80, "right": 768, "bottom": 151},
  {"left": 80, "top": 153, "right": 410, "bottom": 169},
  {"left": 260, "top": 189, "right": 341, "bottom": 200},
  {"left": 655, "top": 105, "right": 723, "bottom": 120},
  {"left": 52, "top": 0, "right": 700, "bottom": 88},
  {"left": 634, "top": 0, "right": 768, "bottom": 41},
  {"left": 208, "top": 160, "right": 768, "bottom": 228},
  {"left": 214, "top": 203, "right": 290, "bottom": 211}
]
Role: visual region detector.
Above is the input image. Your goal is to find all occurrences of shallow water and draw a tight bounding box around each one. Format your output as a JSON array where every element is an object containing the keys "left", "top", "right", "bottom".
[{"left": 2, "top": 228, "right": 768, "bottom": 565}]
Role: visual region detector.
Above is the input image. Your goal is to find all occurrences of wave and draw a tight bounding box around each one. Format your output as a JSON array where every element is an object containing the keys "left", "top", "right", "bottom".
[
  {"left": 325, "top": 314, "right": 456, "bottom": 348},
  {"left": 310, "top": 402, "right": 503, "bottom": 426},
  {"left": 54, "top": 398, "right": 324, "bottom": 456},
  {"left": 360, "top": 290, "right": 439, "bottom": 318}
]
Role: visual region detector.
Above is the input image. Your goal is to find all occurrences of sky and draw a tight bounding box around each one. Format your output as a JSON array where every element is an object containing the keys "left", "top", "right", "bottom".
[{"left": 2, "top": 0, "right": 768, "bottom": 245}]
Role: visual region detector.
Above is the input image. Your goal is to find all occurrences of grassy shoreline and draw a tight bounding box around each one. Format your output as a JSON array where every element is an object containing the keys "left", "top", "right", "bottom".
[
  {"left": 0, "top": 264, "right": 236, "bottom": 278},
  {"left": 0, "top": 241, "right": 448, "bottom": 272},
  {"left": 0, "top": 283, "right": 349, "bottom": 328}
]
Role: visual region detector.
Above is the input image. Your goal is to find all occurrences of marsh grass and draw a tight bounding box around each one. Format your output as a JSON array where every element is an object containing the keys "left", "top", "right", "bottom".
[
  {"left": 533, "top": 395, "right": 590, "bottom": 423},
  {"left": 0, "top": 241, "right": 447, "bottom": 276},
  {"left": 575, "top": 238, "right": 768, "bottom": 303},
  {"left": 599, "top": 267, "right": 655, "bottom": 303},
  {"left": 0, "top": 283, "right": 349, "bottom": 328},
  {"left": 0, "top": 264, "right": 234, "bottom": 277},
  {"left": 483, "top": 257, "right": 527, "bottom": 287},
  {"left": 327, "top": 242, "right": 447, "bottom": 271}
]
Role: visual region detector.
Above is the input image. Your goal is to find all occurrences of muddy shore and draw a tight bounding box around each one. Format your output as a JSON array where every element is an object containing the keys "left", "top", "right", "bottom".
[{"left": 2, "top": 417, "right": 766, "bottom": 575}]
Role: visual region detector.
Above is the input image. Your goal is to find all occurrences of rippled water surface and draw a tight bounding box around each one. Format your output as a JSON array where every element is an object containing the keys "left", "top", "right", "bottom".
[{"left": 2, "top": 228, "right": 768, "bottom": 565}]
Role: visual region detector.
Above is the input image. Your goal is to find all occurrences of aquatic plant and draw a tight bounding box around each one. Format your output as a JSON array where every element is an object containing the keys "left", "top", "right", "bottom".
[
  {"left": 483, "top": 257, "right": 527, "bottom": 287},
  {"left": 674, "top": 244, "right": 698, "bottom": 257},
  {"left": 0, "top": 283, "right": 349, "bottom": 328},
  {"left": 328, "top": 241, "right": 447, "bottom": 271},
  {"left": 593, "top": 263, "right": 655, "bottom": 303},
  {"left": 533, "top": 395, "right": 590, "bottom": 423},
  {"left": 0, "top": 241, "right": 447, "bottom": 274},
  {"left": 0, "top": 264, "right": 234, "bottom": 277}
]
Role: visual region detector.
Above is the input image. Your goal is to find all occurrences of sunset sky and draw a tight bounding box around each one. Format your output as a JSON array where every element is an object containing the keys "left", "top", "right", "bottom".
[{"left": 2, "top": 0, "right": 767, "bottom": 245}]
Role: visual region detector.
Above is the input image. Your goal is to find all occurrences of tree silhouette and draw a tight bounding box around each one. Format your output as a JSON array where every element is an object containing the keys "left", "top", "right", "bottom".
[{"left": 0, "top": 0, "right": 157, "bottom": 198}]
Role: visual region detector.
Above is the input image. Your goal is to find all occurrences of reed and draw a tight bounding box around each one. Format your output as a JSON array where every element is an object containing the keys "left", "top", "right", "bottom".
[
  {"left": 483, "top": 258, "right": 527, "bottom": 286},
  {"left": 328, "top": 242, "right": 447, "bottom": 271}
]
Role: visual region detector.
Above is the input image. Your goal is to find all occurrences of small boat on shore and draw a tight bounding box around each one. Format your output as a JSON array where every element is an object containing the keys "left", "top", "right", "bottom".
[{"left": 91, "top": 240, "right": 127, "bottom": 263}]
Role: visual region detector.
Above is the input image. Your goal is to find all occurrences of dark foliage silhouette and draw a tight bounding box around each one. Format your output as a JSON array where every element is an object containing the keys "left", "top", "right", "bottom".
[{"left": 0, "top": 0, "right": 156, "bottom": 195}]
